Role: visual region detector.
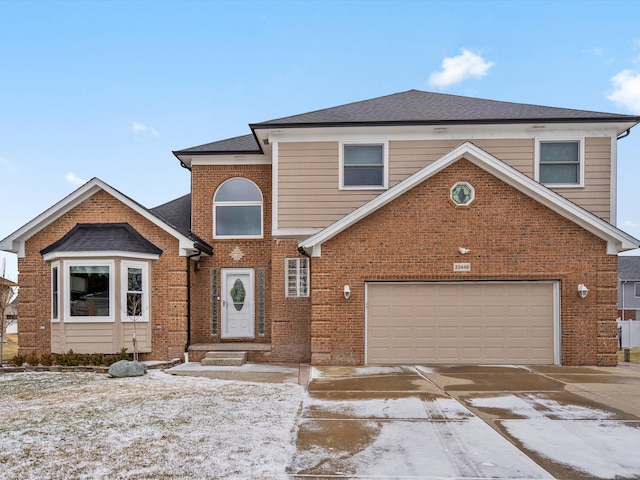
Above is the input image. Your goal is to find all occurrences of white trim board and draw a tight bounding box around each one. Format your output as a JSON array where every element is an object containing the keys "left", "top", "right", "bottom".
[{"left": 0, "top": 178, "right": 200, "bottom": 257}]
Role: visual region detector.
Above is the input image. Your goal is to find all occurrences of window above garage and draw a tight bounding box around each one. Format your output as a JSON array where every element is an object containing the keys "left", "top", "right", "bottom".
[
  {"left": 339, "top": 141, "right": 388, "bottom": 190},
  {"left": 536, "top": 139, "right": 584, "bottom": 187}
]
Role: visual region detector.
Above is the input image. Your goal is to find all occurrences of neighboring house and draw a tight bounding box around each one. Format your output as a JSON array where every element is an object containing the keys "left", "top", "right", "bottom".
[
  {"left": 6, "top": 295, "right": 18, "bottom": 334},
  {"left": 1, "top": 276, "right": 18, "bottom": 334},
  {"left": 1, "top": 90, "right": 640, "bottom": 366},
  {"left": 618, "top": 256, "right": 640, "bottom": 320}
]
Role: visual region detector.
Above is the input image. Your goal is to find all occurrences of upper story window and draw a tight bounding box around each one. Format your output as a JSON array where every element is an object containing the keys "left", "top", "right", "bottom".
[
  {"left": 635, "top": 282, "right": 640, "bottom": 298},
  {"left": 340, "top": 142, "right": 388, "bottom": 189},
  {"left": 214, "top": 178, "right": 263, "bottom": 238},
  {"left": 450, "top": 182, "right": 475, "bottom": 206},
  {"left": 536, "top": 139, "right": 583, "bottom": 187}
]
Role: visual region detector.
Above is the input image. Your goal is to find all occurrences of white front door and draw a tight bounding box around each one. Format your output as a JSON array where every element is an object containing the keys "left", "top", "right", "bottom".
[{"left": 221, "top": 269, "right": 255, "bottom": 338}]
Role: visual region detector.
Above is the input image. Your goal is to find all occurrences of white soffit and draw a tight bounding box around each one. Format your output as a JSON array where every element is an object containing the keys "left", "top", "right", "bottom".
[{"left": 259, "top": 122, "right": 632, "bottom": 143}]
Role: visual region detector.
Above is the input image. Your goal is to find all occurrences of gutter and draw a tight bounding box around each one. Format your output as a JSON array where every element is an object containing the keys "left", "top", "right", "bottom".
[{"left": 184, "top": 246, "right": 203, "bottom": 362}]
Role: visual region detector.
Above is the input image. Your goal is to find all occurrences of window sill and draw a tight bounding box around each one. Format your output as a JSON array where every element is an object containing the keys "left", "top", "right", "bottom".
[{"left": 541, "top": 183, "right": 585, "bottom": 188}]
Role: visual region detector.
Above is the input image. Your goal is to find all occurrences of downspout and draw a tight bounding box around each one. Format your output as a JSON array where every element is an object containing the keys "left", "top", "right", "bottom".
[
  {"left": 617, "top": 129, "right": 631, "bottom": 140},
  {"left": 184, "top": 247, "right": 202, "bottom": 362}
]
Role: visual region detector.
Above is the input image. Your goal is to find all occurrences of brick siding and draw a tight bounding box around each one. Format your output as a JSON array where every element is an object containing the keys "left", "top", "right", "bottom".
[
  {"left": 308, "top": 159, "right": 618, "bottom": 366},
  {"left": 18, "top": 190, "right": 188, "bottom": 361}
]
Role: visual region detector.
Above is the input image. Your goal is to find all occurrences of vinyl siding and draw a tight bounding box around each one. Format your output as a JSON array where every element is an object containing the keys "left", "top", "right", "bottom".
[
  {"left": 50, "top": 322, "right": 151, "bottom": 354},
  {"left": 276, "top": 137, "right": 611, "bottom": 230},
  {"left": 551, "top": 137, "right": 611, "bottom": 221}
]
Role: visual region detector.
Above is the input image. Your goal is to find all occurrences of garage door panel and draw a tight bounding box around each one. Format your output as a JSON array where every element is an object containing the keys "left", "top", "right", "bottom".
[{"left": 367, "top": 282, "right": 555, "bottom": 365}]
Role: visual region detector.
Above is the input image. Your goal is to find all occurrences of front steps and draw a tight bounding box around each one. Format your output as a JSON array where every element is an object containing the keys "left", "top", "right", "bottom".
[{"left": 201, "top": 351, "right": 247, "bottom": 367}]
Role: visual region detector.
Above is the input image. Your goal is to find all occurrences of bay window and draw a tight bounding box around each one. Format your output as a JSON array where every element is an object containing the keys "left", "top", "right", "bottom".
[{"left": 64, "top": 260, "right": 114, "bottom": 322}]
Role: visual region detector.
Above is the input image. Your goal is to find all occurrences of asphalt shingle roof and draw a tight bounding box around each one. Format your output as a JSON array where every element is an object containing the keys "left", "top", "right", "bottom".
[
  {"left": 150, "top": 194, "right": 192, "bottom": 236},
  {"left": 175, "top": 90, "right": 640, "bottom": 155},
  {"left": 40, "top": 223, "right": 163, "bottom": 256},
  {"left": 175, "top": 134, "right": 260, "bottom": 154},
  {"left": 618, "top": 256, "right": 640, "bottom": 280},
  {"left": 253, "top": 90, "right": 636, "bottom": 126}
]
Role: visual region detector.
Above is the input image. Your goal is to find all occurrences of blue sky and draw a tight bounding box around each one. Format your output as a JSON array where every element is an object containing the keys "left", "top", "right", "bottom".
[{"left": 1, "top": 0, "right": 640, "bottom": 279}]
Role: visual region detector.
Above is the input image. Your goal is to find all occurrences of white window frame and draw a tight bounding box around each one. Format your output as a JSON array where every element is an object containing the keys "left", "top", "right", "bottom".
[
  {"left": 635, "top": 282, "right": 640, "bottom": 298},
  {"left": 339, "top": 141, "right": 389, "bottom": 190},
  {"left": 286, "top": 258, "right": 310, "bottom": 298},
  {"left": 51, "top": 262, "right": 60, "bottom": 322},
  {"left": 121, "top": 260, "right": 150, "bottom": 323},
  {"left": 535, "top": 138, "right": 584, "bottom": 188},
  {"left": 450, "top": 182, "right": 475, "bottom": 206},
  {"left": 213, "top": 178, "right": 264, "bottom": 239},
  {"left": 63, "top": 259, "right": 115, "bottom": 323}
]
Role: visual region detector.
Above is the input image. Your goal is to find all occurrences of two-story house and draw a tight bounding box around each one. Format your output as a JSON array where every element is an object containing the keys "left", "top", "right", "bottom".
[
  {"left": 618, "top": 256, "right": 640, "bottom": 321},
  {"left": 2, "top": 90, "right": 639, "bottom": 366}
]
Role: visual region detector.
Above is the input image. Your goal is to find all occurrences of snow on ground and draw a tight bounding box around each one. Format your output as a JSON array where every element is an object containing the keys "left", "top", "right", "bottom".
[
  {"left": 292, "top": 394, "right": 554, "bottom": 479},
  {"left": 0, "top": 371, "right": 305, "bottom": 479},
  {"left": 470, "top": 394, "right": 640, "bottom": 479}
]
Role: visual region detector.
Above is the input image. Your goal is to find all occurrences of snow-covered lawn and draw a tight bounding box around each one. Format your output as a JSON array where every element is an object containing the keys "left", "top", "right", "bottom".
[{"left": 0, "top": 370, "right": 305, "bottom": 479}]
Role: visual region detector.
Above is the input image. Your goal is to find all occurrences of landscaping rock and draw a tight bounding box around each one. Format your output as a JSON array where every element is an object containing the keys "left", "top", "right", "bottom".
[{"left": 108, "top": 360, "right": 147, "bottom": 378}]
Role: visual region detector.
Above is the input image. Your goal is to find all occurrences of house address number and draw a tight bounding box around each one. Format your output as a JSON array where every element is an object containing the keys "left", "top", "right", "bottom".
[{"left": 453, "top": 262, "right": 471, "bottom": 272}]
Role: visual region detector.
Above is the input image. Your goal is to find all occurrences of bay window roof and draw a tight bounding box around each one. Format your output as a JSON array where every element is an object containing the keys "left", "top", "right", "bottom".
[{"left": 41, "top": 223, "right": 163, "bottom": 256}]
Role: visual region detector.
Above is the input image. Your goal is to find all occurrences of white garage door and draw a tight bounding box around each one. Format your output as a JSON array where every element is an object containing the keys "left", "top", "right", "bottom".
[{"left": 366, "top": 282, "right": 557, "bottom": 365}]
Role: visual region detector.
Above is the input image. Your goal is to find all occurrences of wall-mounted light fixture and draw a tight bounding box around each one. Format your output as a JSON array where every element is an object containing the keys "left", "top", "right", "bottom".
[
  {"left": 578, "top": 284, "right": 589, "bottom": 299},
  {"left": 458, "top": 247, "right": 470, "bottom": 255},
  {"left": 343, "top": 285, "right": 351, "bottom": 299}
]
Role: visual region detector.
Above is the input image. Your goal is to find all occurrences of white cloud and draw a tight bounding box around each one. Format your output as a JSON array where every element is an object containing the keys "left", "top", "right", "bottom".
[
  {"left": 65, "top": 172, "right": 86, "bottom": 186},
  {"left": 428, "top": 49, "right": 495, "bottom": 88},
  {"left": 132, "top": 122, "right": 160, "bottom": 138},
  {"left": 606, "top": 65, "right": 640, "bottom": 114},
  {"left": 0, "top": 155, "right": 16, "bottom": 173},
  {"left": 622, "top": 220, "right": 640, "bottom": 230}
]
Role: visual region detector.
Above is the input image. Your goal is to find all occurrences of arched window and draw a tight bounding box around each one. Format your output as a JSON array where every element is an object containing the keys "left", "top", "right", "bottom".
[{"left": 213, "top": 178, "right": 263, "bottom": 238}]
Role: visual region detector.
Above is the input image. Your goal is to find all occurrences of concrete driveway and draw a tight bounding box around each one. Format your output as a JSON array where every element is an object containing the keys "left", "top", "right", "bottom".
[{"left": 287, "top": 364, "right": 640, "bottom": 479}]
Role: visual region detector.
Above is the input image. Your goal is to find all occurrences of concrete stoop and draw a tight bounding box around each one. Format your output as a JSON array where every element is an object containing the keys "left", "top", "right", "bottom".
[{"left": 200, "top": 351, "right": 247, "bottom": 367}]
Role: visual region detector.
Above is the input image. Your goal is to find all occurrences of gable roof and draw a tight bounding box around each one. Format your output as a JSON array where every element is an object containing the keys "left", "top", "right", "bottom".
[
  {"left": 298, "top": 142, "right": 640, "bottom": 257},
  {"left": 40, "top": 223, "right": 163, "bottom": 258},
  {"left": 174, "top": 90, "right": 640, "bottom": 157},
  {"left": 618, "top": 256, "right": 640, "bottom": 281},
  {"left": 0, "top": 178, "right": 212, "bottom": 258}
]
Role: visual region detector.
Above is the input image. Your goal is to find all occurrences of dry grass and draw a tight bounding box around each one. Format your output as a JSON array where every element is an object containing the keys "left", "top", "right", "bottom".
[
  {"left": 1, "top": 333, "right": 18, "bottom": 362},
  {"left": 618, "top": 348, "right": 640, "bottom": 363}
]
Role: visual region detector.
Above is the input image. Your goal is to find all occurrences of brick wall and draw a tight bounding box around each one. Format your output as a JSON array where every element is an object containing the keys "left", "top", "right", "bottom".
[
  {"left": 189, "top": 164, "right": 312, "bottom": 363},
  {"left": 309, "top": 159, "right": 619, "bottom": 366},
  {"left": 270, "top": 239, "right": 311, "bottom": 362},
  {"left": 190, "top": 164, "right": 275, "bottom": 359},
  {"left": 18, "top": 190, "right": 188, "bottom": 361}
]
